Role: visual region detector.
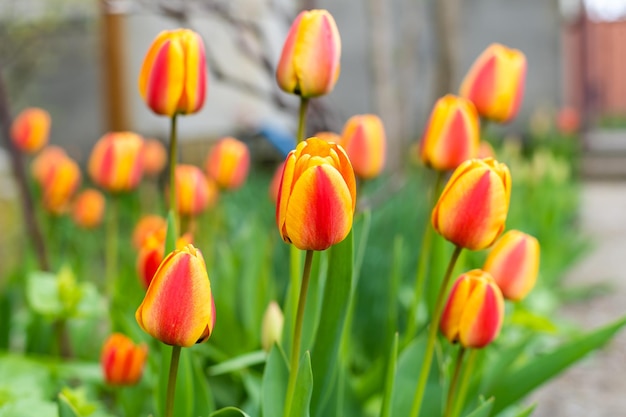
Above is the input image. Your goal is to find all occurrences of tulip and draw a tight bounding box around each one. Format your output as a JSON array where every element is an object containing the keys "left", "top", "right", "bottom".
[
  {"left": 142, "top": 138, "right": 168, "bottom": 177},
  {"left": 261, "top": 301, "right": 285, "bottom": 352},
  {"left": 101, "top": 333, "right": 148, "bottom": 386},
  {"left": 440, "top": 270, "right": 505, "bottom": 348},
  {"left": 72, "top": 189, "right": 106, "bottom": 229},
  {"left": 11, "top": 107, "right": 51, "bottom": 154},
  {"left": 138, "top": 29, "right": 207, "bottom": 116},
  {"left": 175, "top": 164, "right": 218, "bottom": 216},
  {"left": 276, "top": 9, "right": 341, "bottom": 98},
  {"left": 315, "top": 131, "right": 341, "bottom": 143},
  {"left": 205, "top": 137, "right": 250, "bottom": 190},
  {"left": 31, "top": 146, "right": 68, "bottom": 185},
  {"left": 136, "top": 244, "right": 216, "bottom": 347},
  {"left": 557, "top": 106, "right": 580, "bottom": 135},
  {"left": 269, "top": 162, "right": 286, "bottom": 204},
  {"left": 420, "top": 95, "right": 479, "bottom": 171},
  {"left": 137, "top": 227, "right": 193, "bottom": 289},
  {"left": 132, "top": 214, "right": 166, "bottom": 249},
  {"left": 460, "top": 43, "right": 527, "bottom": 123},
  {"left": 477, "top": 141, "right": 496, "bottom": 160},
  {"left": 88, "top": 132, "right": 144, "bottom": 193},
  {"left": 39, "top": 155, "right": 82, "bottom": 215},
  {"left": 483, "top": 230, "right": 540, "bottom": 301},
  {"left": 340, "top": 114, "right": 386, "bottom": 179},
  {"left": 276, "top": 137, "right": 356, "bottom": 251},
  {"left": 432, "top": 158, "right": 511, "bottom": 250}
]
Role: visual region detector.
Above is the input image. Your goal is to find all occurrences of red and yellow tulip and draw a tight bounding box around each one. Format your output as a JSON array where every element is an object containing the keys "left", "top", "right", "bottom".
[
  {"left": 11, "top": 107, "right": 51, "bottom": 154},
  {"left": 420, "top": 95, "right": 479, "bottom": 171},
  {"left": 101, "top": 333, "right": 148, "bottom": 386},
  {"left": 276, "top": 9, "right": 341, "bottom": 98},
  {"left": 31, "top": 146, "right": 68, "bottom": 185},
  {"left": 314, "top": 131, "right": 341, "bottom": 143},
  {"left": 88, "top": 132, "right": 144, "bottom": 193},
  {"left": 205, "top": 137, "right": 250, "bottom": 190},
  {"left": 132, "top": 214, "right": 166, "bottom": 249},
  {"left": 269, "top": 161, "right": 286, "bottom": 204},
  {"left": 276, "top": 138, "right": 356, "bottom": 251},
  {"left": 136, "top": 244, "right": 216, "bottom": 347},
  {"left": 37, "top": 153, "right": 82, "bottom": 215},
  {"left": 477, "top": 141, "right": 496, "bottom": 160},
  {"left": 483, "top": 230, "right": 540, "bottom": 301},
  {"left": 139, "top": 29, "right": 207, "bottom": 116},
  {"left": 440, "top": 270, "right": 505, "bottom": 348},
  {"left": 460, "top": 43, "right": 527, "bottom": 123},
  {"left": 136, "top": 227, "right": 193, "bottom": 289},
  {"left": 340, "top": 114, "right": 386, "bottom": 179},
  {"left": 142, "top": 138, "right": 168, "bottom": 177},
  {"left": 175, "top": 164, "right": 218, "bottom": 216},
  {"left": 432, "top": 158, "right": 511, "bottom": 250},
  {"left": 71, "top": 189, "right": 106, "bottom": 229}
]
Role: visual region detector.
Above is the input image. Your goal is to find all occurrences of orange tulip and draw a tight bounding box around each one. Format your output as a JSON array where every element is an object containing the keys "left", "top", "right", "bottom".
[
  {"left": 139, "top": 29, "right": 207, "bottom": 116},
  {"left": 483, "top": 230, "right": 540, "bottom": 301},
  {"left": 477, "top": 141, "right": 496, "bottom": 160},
  {"left": 88, "top": 132, "right": 144, "bottom": 193},
  {"left": 136, "top": 244, "right": 216, "bottom": 347},
  {"left": 37, "top": 153, "right": 81, "bottom": 215},
  {"left": 420, "top": 95, "right": 479, "bottom": 171},
  {"left": 175, "top": 164, "right": 218, "bottom": 216},
  {"left": 31, "top": 146, "right": 68, "bottom": 185},
  {"left": 132, "top": 214, "right": 166, "bottom": 249},
  {"left": 432, "top": 158, "right": 511, "bottom": 250},
  {"left": 276, "top": 137, "right": 356, "bottom": 251},
  {"left": 101, "top": 333, "right": 148, "bottom": 386},
  {"left": 315, "top": 131, "right": 341, "bottom": 143},
  {"left": 142, "top": 138, "right": 168, "bottom": 177},
  {"left": 137, "top": 227, "right": 193, "bottom": 289},
  {"left": 11, "top": 107, "right": 51, "bottom": 154},
  {"left": 340, "top": 114, "right": 386, "bottom": 179},
  {"left": 205, "top": 137, "right": 250, "bottom": 190},
  {"left": 269, "top": 161, "right": 286, "bottom": 204},
  {"left": 276, "top": 9, "right": 341, "bottom": 98},
  {"left": 72, "top": 189, "right": 106, "bottom": 229},
  {"left": 556, "top": 106, "right": 580, "bottom": 135},
  {"left": 460, "top": 43, "right": 527, "bottom": 123},
  {"left": 440, "top": 269, "right": 505, "bottom": 348}
]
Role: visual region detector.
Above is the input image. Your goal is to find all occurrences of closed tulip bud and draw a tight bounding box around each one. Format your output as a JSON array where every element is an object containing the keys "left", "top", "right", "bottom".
[
  {"left": 460, "top": 43, "right": 527, "bottom": 123},
  {"left": 269, "top": 161, "right": 285, "bottom": 204},
  {"left": 137, "top": 227, "right": 193, "bottom": 289},
  {"left": 477, "top": 141, "right": 496, "bottom": 160},
  {"left": 72, "top": 189, "right": 106, "bottom": 229},
  {"left": 139, "top": 29, "right": 207, "bottom": 116},
  {"left": 276, "top": 9, "right": 341, "bottom": 98},
  {"left": 88, "top": 132, "right": 144, "bottom": 193},
  {"left": 420, "top": 95, "right": 479, "bottom": 171},
  {"left": 440, "top": 270, "right": 505, "bottom": 348},
  {"left": 40, "top": 155, "right": 82, "bottom": 215},
  {"left": 340, "top": 114, "right": 386, "bottom": 179},
  {"left": 176, "top": 164, "right": 218, "bottom": 216},
  {"left": 133, "top": 214, "right": 166, "bottom": 249},
  {"left": 277, "top": 138, "right": 356, "bottom": 251},
  {"left": 142, "top": 138, "right": 168, "bottom": 177},
  {"left": 31, "top": 146, "right": 68, "bottom": 185},
  {"left": 315, "top": 131, "right": 341, "bottom": 143},
  {"left": 101, "top": 333, "right": 148, "bottom": 386},
  {"left": 432, "top": 158, "right": 511, "bottom": 250},
  {"left": 261, "top": 301, "right": 284, "bottom": 352},
  {"left": 205, "top": 137, "right": 250, "bottom": 190},
  {"left": 11, "top": 107, "right": 51, "bottom": 154},
  {"left": 557, "top": 106, "right": 580, "bottom": 135},
  {"left": 483, "top": 230, "right": 540, "bottom": 301},
  {"left": 136, "top": 244, "right": 216, "bottom": 347}
]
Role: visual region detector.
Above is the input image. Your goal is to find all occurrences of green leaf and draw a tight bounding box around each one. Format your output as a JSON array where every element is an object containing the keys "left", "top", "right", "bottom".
[
  {"left": 311, "top": 231, "right": 353, "bottom": 416},
  {"left": 191, "top": 351, "right": 215, "bottom": 416},
  {"left": 57, "top": 388, "right": 96, "bottom": 417},
  {"left": 510, "top": 403, "right": 537, "bottom": 417},
  {"left": 488, "top": 315, "right": 626, "bottom": 414},
  {"left": 464, "top": 397, "right": 494, "bottom": 417},
  {"left": 208, "top": 350, "right": 266, "bottom": 376},
  {"left": 289, "top": 351, "right": 313, "bottom": 417},
  {"left": 209, "top": 406, "right": 252, "bottom": 417},
  {"left": 301, "top": 251, "right": 325, "bottom": 355},
  {"left": 380, "top": 333, "right": 398, "bottom": 417},
  {"left": 165, "top": 210, "right": 177, "bottom": 254},
  {"left": 261, "top": 344, "right": 289, "bottom": 417},
  {"left": 27, "top": 271, "right": 62, "bottom": 318}
]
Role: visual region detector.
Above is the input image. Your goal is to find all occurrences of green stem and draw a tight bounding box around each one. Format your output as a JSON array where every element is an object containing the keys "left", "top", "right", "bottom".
[
  {"left": 165, "top": 345, "right": 182, "bottom": 417},
  {"left": 283, "top": 249, "right": 314, "bottom": 417},
  {"left": 450, "top": 349, "right": 478, "bottom": 417},
  {"left": 444, "top": 347, "right": 466, "bottom": 417},
  {"left": 105, "top": 195, "right": 118, "bottom": 298},
  {"left": 409, "top": 245, "right": 463, "bottom": 417},
  {"left": 404, "top": 171, "right": 444, "bottom": 344},
  {"left": 296, "top": 97, "right": 309, "bottom": 144},
  {"left": 168, "top": 114, "right": 178, "bottom": 224}
]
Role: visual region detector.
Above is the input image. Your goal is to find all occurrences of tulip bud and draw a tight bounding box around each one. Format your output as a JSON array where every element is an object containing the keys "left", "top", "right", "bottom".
[
  {"left": 175, "top": 164, "right": 218, "bottom": 216},
  {"left": 205, "top": 137, "right": 250, "bottom": 190},
  {"left": 137, "top": 227, "right": 193, "bottom": 289},
  {"left": 477, "top": 141, "right": 496, "bottom": 160},
  {"left": 142, "top": 138, "right": 168, "bottom": 177},
  {"left": 133, "top": 215, "right": 167, "bottom": 249},
  {"left": 314, "top": 131, "right": 341, "bottom": 143},
  {"left": 139, "top": 29, "right": 207, "bottom": 116},
  {"left": 269, "top": 161, "right": 286, "bottom": 204},
  {"left": 432, "top": 158, "right": 511, "bottom": 250},
  {"left": 71, "top": 189, "right": 106, "bottom": 229},
  {"left": 88, "top": 132, "right": 144, "bottom": 193},
  {"left": 460, "top": 43, "right": 527, "bottom": 123},
  {"left": 276, "top": 138, "right": 356, "bottom": 251},
  {"left": 31, "top": 146, "right": 67, "bottom": 184},
  {"left": 11, "top": 107, "right": 51, "bottom": 154},
  {"left": 420, "top": 95, "right": 479, "bottom": 171},
  {"left": 483, "top": 230, "right": 540, "bottom": 301},
  {"left": 39, "top": 154, "right": 82, "bottom": 215},
  {"left": 440, "top": 270, "right": 505, "bottom": 348},
  {"left": 340, "top": 114, "right": 386, "bottom": 179},
  {"left": 136, "top": 244, "right": 216, "bottom": 347},
  {"left": 101, "top": 333, "right": 148, "bottom": 386},
  {"left": 276, "top": 9, "right": 341, "bottom": 98},
  {"left": 557, "top": 106, "right": 580, "bottom": 135},
  {"left": 261, "top": 301, "right": 284, "bottom": 352}
]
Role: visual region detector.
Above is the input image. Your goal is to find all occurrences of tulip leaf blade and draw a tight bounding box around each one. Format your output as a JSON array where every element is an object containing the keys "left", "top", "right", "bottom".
[
  {"left": 380, "top": 332, "right": 399, "bottom": 417},
  {"left": 488, "top": 315, "right": 626, "bottom": 414},
  {"left": 261, "top": 343, "right": 289, "bottom": 417},
  {"left": 464, "top": 397, "right": 494, "bottom": 417},
  {"left": 310, "top": 230, "right": 354, "bottom": 416},
  {"left": 510, "top": 403, "right": 537, "bottom": 417},
  {"left": 289, "top": 350, "right": 313, "bottom": 417},
  {"left": 209, "top": 406, "right": 252, "bottom": 417}
]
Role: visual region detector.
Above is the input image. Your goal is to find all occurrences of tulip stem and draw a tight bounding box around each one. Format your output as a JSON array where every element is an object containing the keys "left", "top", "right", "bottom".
[
  {"left": 105, "top": 195, "right": 118, "bottom": 299},
  {"left": 443, "top": 347, "right": 466, "bottom": 417},
  {"left": 409, "top": 245, "right": 463, "bottom": 417},
  {"left": 168, "top": 114, "right": 178, "bottom": 227},
  {"left": 404, "top": 171, "right": 444, "bottom": 345},
  {"left": 165, "top": 345, "right": 181, "bottom": 417},
  {"left": 296, "top": 98, "right": 309, "bottom": 144},
  {"left": 283, "top": 249, "right": 314, "bottom": 417},
  {"left": 450, "top": 348, "right": 478, "bottom": 417}
]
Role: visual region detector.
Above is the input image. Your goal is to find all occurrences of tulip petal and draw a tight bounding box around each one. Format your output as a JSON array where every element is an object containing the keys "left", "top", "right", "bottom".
[
  {"left": 180, "top": 31, "right": 207, "bottom": 114},
  {"left": 459, "top": 282, "right": 504, "bottom": 348},
  {"left": 145, "top": 39, "right": 185, "bottom": 116}
]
